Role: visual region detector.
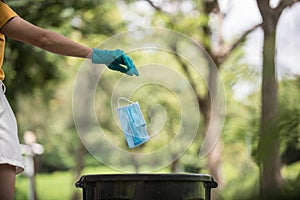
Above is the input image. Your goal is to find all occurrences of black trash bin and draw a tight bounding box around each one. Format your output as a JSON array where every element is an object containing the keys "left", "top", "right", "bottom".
[{"left": 75, "top": 174, "right": 218, "bottom": 200}]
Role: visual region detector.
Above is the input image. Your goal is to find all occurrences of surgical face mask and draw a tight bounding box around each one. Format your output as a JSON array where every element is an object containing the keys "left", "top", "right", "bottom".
[{"left": 116, "top": 97, "right": 150, "bottom": 148}]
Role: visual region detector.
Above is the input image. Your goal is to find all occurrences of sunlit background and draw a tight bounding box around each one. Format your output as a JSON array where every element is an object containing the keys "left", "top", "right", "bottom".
[{"left": 2, "top": 0, "right": 299, "bottom": 199}]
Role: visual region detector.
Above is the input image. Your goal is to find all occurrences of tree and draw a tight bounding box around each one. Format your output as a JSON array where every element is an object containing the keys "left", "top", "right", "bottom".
[
  {"left": 142, "top": 0, "right": 260, "bottom": 193},
  {"left": 256, "top": 0, "right": 300, "bottom": 198}
]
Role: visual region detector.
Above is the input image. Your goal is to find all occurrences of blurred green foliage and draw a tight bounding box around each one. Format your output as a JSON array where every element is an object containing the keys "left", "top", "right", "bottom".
[
  {"left": 4, "top": 0, "right": 124, "bottom": 104},
  {"left": 4, "top": 0, "right": 126, "bottom": 172},
  {"left": 2, "top": 0, "right": 299, "bottom": 199},
  {"left": 279, "top": 77, "right": 300, "bottom": 165}
]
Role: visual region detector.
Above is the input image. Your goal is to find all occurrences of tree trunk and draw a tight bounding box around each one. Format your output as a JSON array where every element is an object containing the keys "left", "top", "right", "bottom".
[
  {"left": 258, "top": 28, "right": 283, "bottom": 198},
  {"left": 206, "top": 61, "right": 223, "bottom": 196},
  {"left": 255, "top": 0, "right": 288, "bottom": 197},
  {"left": 170, "top": 156, "right": 181, "bottom": 173}
]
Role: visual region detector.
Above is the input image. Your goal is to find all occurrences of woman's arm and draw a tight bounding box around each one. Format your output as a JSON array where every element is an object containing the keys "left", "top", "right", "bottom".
[
  {"left": 0, "top": 16, "right": 92, "bottom": 58},
  {"left": 0, "top": 15, "right": 139, "bottom": 76}
]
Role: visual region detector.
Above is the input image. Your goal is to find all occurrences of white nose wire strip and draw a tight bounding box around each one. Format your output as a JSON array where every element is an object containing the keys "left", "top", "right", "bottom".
[
  {"left": 117, "top": 97, "right": 134, "bottom": 107},
  {"left": 0, "top": 81, "right": 6, "bottom": 93}
]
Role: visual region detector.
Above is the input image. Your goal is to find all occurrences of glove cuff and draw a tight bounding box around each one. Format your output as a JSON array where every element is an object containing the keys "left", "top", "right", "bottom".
[{"left": 91, "top": 48, "right": 104, "bottom": 64}]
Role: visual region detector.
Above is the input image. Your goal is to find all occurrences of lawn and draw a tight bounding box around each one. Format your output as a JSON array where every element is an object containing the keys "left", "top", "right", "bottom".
[{"left": 15, "top": 166, "right": 119, "bottom": 200}]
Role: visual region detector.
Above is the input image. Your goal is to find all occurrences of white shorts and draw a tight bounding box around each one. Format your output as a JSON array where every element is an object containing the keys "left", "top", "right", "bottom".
[{"left": 0, "top": 81, "right": 24, "bottom": 174}]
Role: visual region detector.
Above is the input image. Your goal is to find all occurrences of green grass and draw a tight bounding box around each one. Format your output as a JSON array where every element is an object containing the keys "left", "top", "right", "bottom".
[
  {"left": 36, "top": 171, "right": 74, "bottom": 200},
  {"left": 15, "top": 166, "right": 119, "bottom": 200},
  {"left": 15, "top": 171, "right": 74, "bottom": 200}
]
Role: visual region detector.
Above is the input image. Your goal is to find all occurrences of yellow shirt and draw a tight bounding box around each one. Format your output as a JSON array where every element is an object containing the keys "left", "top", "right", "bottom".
[{"left": 0, "top": 1, "right": 18, "bottom": 81}]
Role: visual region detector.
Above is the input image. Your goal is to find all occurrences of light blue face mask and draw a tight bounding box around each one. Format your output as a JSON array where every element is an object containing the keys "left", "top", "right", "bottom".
[{"left": 116, "top": 97, "right": 150, "bottom": 148}]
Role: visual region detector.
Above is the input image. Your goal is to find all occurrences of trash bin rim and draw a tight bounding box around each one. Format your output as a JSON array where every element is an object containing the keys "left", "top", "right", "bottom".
[{"left": 76, "top": 173, "right": 216, "bottom": 187}]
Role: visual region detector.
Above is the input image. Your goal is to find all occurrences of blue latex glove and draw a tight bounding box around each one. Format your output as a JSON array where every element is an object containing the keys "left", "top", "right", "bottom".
[{"left": 91, "top": 48, "right": 139, "bottom": 76}]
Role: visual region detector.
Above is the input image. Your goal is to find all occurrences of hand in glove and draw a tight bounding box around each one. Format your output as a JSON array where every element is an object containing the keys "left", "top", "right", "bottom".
[{"left": 91, "top": 48, "right": 139, "bottom": 76}]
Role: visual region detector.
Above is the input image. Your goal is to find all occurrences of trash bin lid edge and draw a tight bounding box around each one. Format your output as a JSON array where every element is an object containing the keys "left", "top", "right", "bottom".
[{"left": 77, "top": 173, "right": 214, "bottom": 183}]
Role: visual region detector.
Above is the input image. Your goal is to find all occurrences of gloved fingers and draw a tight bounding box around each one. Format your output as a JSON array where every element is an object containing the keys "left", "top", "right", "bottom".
[
  {"left": 92, "top": 48, "right": 139, "bottom": 76},
  {"left": 126, "top": 56, "right": 139, "bottom": 76},
  {"left": 125, "top": 68, "right": 135, "bottom": 76},
  {"left": 108, "top": 61, "right": 128, "bottom": 73},
  {"left": 122, "top": 55, "right": 139, "bottom": 76}
]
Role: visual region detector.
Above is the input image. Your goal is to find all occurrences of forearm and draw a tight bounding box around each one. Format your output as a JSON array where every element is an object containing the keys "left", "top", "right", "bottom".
[
  {"left": 37, "top": 29, "right": 92, "bottom": 58},
  {"left": 1, "top": 16, "right": 92, "bottom": 58}
]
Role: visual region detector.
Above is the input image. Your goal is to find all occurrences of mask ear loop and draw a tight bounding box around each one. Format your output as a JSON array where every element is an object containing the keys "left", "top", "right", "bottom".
[{"left": 117, "top": 97, "right": 135, "bottom": 107}]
